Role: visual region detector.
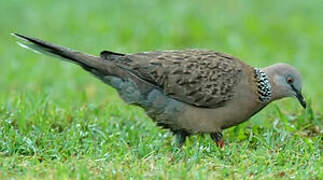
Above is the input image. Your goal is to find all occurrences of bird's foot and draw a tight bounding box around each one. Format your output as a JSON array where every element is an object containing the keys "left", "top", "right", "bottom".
[
  {"left": 210, "top": 132, "right": 224, "bottom": 148},
  {"left": 216, "top": 139, "right": 225, "bottom": 148},
  {"left": 173, "top": 131, "right": 188, "bottom": 148}
]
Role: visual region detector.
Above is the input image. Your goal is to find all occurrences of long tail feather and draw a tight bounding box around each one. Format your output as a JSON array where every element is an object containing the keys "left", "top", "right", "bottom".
[{"left": 12, "top": 33, "right": 107, "bottom": 71}]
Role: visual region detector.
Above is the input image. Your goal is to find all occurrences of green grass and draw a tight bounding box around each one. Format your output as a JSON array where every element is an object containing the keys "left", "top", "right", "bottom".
[{"left": 0, "top": 0, "right": 322, "bottom": 179}]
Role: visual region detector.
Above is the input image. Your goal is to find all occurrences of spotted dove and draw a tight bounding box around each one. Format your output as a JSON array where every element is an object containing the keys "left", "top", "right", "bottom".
[{"left": 13, "top": 33, "right": 306, "bottom": 148}]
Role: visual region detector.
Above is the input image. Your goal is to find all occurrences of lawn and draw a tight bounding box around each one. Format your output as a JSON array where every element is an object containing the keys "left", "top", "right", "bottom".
[{"left": 0, "top": 0, "right": 322, "bottom": 179}]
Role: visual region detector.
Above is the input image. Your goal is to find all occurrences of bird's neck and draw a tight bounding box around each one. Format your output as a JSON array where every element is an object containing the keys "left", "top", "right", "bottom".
[{"left": 254, "top": 68, "right": 272, "bottom": 103}]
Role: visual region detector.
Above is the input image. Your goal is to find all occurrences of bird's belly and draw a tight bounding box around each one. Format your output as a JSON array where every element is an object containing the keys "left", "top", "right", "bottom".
[
  {"left": 143, "top": 95, "right": 255, "bottom": 134},
  {"left": 174, "top": 97, "right": 261, "bottom": 134}
]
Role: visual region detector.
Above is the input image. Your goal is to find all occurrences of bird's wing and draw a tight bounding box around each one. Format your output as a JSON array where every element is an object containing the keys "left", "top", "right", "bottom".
[{"left": 101, "top": 49, "right": 244, "bottom": 108}]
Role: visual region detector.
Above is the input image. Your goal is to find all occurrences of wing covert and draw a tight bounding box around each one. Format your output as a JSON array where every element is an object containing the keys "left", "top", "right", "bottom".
[{"left": 101, "top": 49, "right": 243, "bottom": 108}]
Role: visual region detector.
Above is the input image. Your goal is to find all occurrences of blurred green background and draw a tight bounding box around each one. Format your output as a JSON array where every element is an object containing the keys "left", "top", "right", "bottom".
[
  {"left": 1, "top": 0, "right": 322, "bottom": 110},
  {"left": 0, "top": 0, "right": 322, "bottom": 179}
]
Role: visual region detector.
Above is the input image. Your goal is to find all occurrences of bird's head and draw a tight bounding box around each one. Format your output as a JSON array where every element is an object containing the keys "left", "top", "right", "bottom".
[{"left": 263, "top": 63, "right": 306, "bottom": 108}]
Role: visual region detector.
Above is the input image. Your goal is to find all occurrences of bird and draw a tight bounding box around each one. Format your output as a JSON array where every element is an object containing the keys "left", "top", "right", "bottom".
[{"left": 12, "top": 33, "right": 306, "bottom": 148}]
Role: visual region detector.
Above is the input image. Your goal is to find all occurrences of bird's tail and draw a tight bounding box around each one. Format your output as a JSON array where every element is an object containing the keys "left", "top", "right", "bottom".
[
  {"left": 12, "top": 33, "right": 110, "bottom": 73},
  {"left": 12, "top": 33, "right": 154, "bottom": 93}
]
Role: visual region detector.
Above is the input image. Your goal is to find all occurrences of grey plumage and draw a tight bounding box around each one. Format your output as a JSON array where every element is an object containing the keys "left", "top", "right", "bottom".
[{"left": 13, "top": 33, "right": 306, "bottom": 148}]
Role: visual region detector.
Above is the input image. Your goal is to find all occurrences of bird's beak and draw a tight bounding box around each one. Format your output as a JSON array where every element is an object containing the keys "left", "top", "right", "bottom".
[
  {"left": 292, "top": 85, "right": 306, "bottom": 109},
  {"left": 296, "top": 92, "right": 306, "bottom": 109}
]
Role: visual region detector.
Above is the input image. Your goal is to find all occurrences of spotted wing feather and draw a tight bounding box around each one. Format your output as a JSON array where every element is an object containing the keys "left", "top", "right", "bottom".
[{"left": 101, "top": 49, "right": 244, "bottom": 108}]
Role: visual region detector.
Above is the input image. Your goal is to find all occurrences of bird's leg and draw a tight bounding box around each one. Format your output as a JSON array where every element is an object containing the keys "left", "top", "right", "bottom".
[
  {"left": 174, "top": 131, "right": 188, "bottom": 148},
  {"left": 210, "top": 132, "right": 224, "bottom": 148}
]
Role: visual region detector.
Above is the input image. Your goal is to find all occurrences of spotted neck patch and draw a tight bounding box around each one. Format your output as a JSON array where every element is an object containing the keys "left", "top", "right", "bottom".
[{"left": 254, "top": 68, "right": 272, "bottom": 103}]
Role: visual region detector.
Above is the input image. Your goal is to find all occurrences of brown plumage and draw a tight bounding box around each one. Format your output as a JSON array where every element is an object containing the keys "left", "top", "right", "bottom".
[
  {"left": 13, "top": 33, "right": 306, "bottom": 148},
  {"left": 101, "top": 49, "right": 245, "bottom": 108}
]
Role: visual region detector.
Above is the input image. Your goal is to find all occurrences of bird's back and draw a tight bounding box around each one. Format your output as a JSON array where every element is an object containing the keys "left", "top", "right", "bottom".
[{"left": 101, "top": 49, "right": 248, "bottom": 108}]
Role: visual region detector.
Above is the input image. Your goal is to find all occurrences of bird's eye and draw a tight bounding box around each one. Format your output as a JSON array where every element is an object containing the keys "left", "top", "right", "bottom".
[{"left": 287, "top": 77, "right": 294, "bottom": 84}]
